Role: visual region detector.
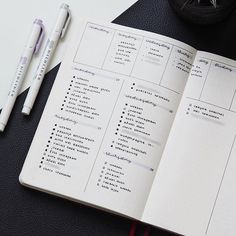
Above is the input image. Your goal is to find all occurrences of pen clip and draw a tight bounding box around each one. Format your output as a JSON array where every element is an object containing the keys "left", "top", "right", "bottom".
[
  {"left": 61, "top": 9, "right": 71, "bottom": 39},
  {"left": 34, "top": 19, "right": 45, "bottom": 54}
]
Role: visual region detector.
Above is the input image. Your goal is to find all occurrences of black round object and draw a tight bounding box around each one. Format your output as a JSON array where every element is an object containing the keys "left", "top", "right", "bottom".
[{"left": 168, "top": 0, "right": 236, "bottom": 24}]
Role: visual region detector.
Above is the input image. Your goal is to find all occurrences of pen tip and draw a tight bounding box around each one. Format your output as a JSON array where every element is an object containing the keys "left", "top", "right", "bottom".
[
  {"left": 0, "top": 123, "right": 5, "bottom": 132},
  {"left": 22, "top": 106, "right": 31, "bottom": 116}
]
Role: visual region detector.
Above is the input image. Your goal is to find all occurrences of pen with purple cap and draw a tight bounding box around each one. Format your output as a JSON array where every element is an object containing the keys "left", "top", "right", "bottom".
[
  {"left": 22, "top": 4, "right": 71, "bottom": 116},
  {"left": 0, "top": 19, "right": 44, "bottom": 132}
]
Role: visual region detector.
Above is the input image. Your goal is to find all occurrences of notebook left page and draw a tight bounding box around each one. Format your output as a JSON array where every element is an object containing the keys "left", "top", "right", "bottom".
[{"left": 19, "top": 19, "right": 196, "bottom": 219}]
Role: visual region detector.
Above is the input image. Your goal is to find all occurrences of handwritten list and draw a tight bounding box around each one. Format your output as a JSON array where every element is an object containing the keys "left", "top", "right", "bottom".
[{"left": 22, "top": 20, "right": 196, "bottom": 218}]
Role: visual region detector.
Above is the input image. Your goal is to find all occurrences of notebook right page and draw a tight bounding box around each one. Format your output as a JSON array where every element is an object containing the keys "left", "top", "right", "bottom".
[{"left": 142, "top": 51, "right": 236, "bottom": 236}]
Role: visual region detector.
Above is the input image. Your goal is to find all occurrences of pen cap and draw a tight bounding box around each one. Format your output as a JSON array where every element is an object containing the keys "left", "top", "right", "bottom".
[
  {"left": 26, "top": 19, "right": 44, "bottom": 54},
  {"left": 61, "top": 7, "right": 71, "bottom": 38},
  {"left": 61, "top": 3, "right": 69, "bottom": 9},
  {"left": 33, "top": 19, "right": 45, "bottom": 54},
  {"left": 53, "top": 3, "right": 71, "bottom": 39}
]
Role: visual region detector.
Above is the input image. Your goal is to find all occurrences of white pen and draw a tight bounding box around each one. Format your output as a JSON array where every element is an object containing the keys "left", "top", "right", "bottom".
[
  {"left": 0, "top": 19, "right": 44, "bottom": 132},
  {"left": 22, "top": 3, "right": 71, "bottom": 115}
]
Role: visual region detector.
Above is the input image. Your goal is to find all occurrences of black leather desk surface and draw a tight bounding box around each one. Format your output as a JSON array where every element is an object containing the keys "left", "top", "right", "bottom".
[{"left": 1, "top": 0, "right": 236, "bottom": 235}]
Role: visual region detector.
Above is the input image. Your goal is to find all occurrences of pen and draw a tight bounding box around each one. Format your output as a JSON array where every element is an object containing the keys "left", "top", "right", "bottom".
[
  {"left": 0, "top": 19, "right": 44, "bottom": 132},
  {"left": 22, "top": 3, "right": 71, "bottom": 115}
]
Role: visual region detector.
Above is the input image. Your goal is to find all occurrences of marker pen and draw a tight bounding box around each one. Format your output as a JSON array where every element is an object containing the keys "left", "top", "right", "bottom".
[
  {"left": 0, "top": 19, "right": 44, "bottom": 132},
  {"left": 22, "top": 3, "right": 71, "bottom": 115}
]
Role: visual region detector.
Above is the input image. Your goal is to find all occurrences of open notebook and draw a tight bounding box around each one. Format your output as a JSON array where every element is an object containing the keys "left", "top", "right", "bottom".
[{"left": 19, "top": 19, "right": 236, "bottom": 236}]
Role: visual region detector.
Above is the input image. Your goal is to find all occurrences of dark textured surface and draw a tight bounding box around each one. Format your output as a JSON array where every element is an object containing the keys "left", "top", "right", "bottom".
[
  {"left": 167, "top": 0, "right": 236, "bottom": 25},
  {"left": 0, "top": 0, "right": 236, "bottom": 235}
]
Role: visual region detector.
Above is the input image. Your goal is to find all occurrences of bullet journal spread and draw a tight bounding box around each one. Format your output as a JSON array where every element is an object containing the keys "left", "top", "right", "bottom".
[{"left": 20, "top": 19, "right": 236, "bottom": 236}]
